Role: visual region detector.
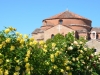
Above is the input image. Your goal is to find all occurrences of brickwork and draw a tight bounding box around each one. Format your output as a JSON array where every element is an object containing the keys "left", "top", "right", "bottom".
[
  {"left": 32, "top": 10, "right": 100, "bottom": 42},
  {"left": 44, "top": 25, "right": 74, "bottom": 41}
]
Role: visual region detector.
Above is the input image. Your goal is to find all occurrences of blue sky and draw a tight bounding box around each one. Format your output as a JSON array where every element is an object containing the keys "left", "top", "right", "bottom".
[{"left": 0, "top": 0, "right": 100, "bottom": 36}]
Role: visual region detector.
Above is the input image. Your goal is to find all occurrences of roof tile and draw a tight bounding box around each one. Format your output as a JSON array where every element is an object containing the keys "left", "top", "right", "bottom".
[{"left": 45, "top": 10, "right": 91, "bottom": 21}]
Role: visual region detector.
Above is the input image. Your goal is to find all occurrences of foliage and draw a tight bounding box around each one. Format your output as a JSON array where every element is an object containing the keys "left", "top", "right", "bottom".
[{"left": 0, "top": 27, "right": 100, "bottom": 75}]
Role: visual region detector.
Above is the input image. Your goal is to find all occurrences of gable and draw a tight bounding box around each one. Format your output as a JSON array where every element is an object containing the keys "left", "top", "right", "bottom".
[{"left": 44, "top": 25, "right": 74, "bottom": 41}]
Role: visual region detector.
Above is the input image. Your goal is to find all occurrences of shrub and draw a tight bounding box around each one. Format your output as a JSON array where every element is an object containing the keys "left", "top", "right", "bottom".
[{"left": 0, "top": 27, "right": 100, "bottom": 75}]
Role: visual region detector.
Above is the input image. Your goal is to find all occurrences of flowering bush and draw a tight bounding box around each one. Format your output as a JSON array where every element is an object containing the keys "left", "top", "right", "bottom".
[{"left": 0, "top": 27, "right": 100, "bottom": 75}]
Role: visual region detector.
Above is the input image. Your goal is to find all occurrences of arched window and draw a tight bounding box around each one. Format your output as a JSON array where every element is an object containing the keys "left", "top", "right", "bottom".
[
  {"left": 94, "top": 49, "right": 96, "bottom": 52},
  {"left": 91, "top": 31, "right": 96, "bottom": 39},
  {"left": 93, "top": 33, "right": 95, "bottom": 36},
  {"left": 51, "top": 34, "right": 54, "bottom": 38},
  {"left": 75, "top": 31, "right": 79, "bottom": 39},
  {"left": 59, "top": 19, "right": 63, "bottom": 24}
]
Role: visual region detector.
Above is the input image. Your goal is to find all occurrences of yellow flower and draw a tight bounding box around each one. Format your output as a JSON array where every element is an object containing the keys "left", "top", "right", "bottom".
[
  {"left": 27, "top": 71, "right": 30, "bottom": 75},
  {"left": 60, "top": 69, "right": 64, "bottom": 73},
  {"left": 29, "top": 42, "right": 33, "bottom": 46},
  {"left": 10, "top": 45, "right": 15, "bottom": 51},
  {"left": 8, "top": 27, "right": 16, "bottom": 31},
  {"left": 26, "top": 68, "right": 30, "bottom": 72},
  {"left": 0, "top": 44, "right": 3, "bottom": 49},
  {"left": 16, "top": 32, "right": 20, "bottom": 36},
  {"left": 45, "top": 61, "right": 49, "bottom": 65},
  {"left": 52, "top": 43, "right": 56, "bottom": 47},
  {"left": 16, "top": 60, "right": 19, "bottom": 63},
  {"left": 48, "top": 69, "right": 52, "bottom": 74},
  {"left": 4, "top": 29, "right": 10, "bottom": 34},
  {"left": 24, "top": 57, "right": 28, "bottom": 62},
  {"left": 39, "top": 40, "right": 44, "bottom": 45},
  {"left": 64, "top": 59, "right": 68, "bottom": 66},
  {"left": 27, "top": 50, "right": 31, "bottom": 55},
  {"left": 20, "top": 39, "right": 24, "bottom": 44},
  {"left": 55, "top": 52, "right": 59, "bottom": 57},
  {"left": 24, "top": 34, "right": 28, "bottom": 39},
  {"left": 0, "top": 53, "right": 3, "bottom": 57},
  {"left": 19, "top": 45, "right": 24, "bottom": 49},
  {"left": 9, "top": 27, "right": 13, "bottom": 31},
  {"left": 68, "top": 46, "right": 73, "bottom": 50},
  {"left": 33, "top": 40, "right": 37, "bottom": 45},
  {"left": 25, "top": 63, "right": 30, "bottom": 68},
  {"left": 44, "top": 44, "right": 47, "bottom": 48},
  {"left": 26, "top": 50, "right": 31, "bottom": 57},
  {"left": 0, "top": 59, "right": 3, "bottom": 64},
  {"left": 51, "top": 58, "right": 54, "bottom": 62},
  {"left": 91, "top": 54, "right": 94, "bottom": 57},
  {"left": 73, "top": 41, "right": 78, "bottom": 45},
  {"left": 16, "top": 37, "right": 21, "bottom": 41},
  {"left": 13, "top": 72, "right": 19, "bottom": 75},
  {"left": 14, "top": 57, "right": 16, "bottom": 60},
  {"left": 76, "top": 57, "right": 79, "bottom": 61},
  {"left": 50, "top": 54, "right": 54, "bottom": 59},
  {"left": 26, "top": 54, "right": 30, "bottom": 58},
  {"left": 72, "top": 57, "right": 75, "bottom": 61},
  {"left": 15, "top": 66, "right": 20, "bottom": 71},
  {"left": 43, "top": 48, "right": 47, "bottom": 53},
  {"left": 2, "top": 42, "right": 6, "bottom": 47},
  {"left": 6, "top": 38, "right": 11, "bottom": 43},
  {"left": 79, "top": 50, "right": 84, "bottom": 54},
  {"left": 53, "top": 65, "right": 57, "bottom": 69},
  {"left": 57, "top": 51, "right": 61, "bottom": 54},
  {"left": 4, "top": 70, "right": 9, "bottom": 75},
  {"left": 66, "top": 66, "right": 70, "bottom": 71},
  {"left": 79, "top": 41, "right": 83, "bottom": 44},
  {"left": 84, "top": 48, "right": 87, "bottom": 51},
  {"left": 29, "top": 38, "right": 34, "bottom": 41},
  {"left": 0, "top": 68, "right": 3, "bottom": 75},
  {"left": 6, "top": 59, "right": 10, "bottom": 63},
  {"left": 19, "top": 34, "right": 23, "bottom": 38}
]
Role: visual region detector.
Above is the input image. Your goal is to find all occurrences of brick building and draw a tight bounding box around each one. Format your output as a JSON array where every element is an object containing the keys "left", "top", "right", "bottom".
[{"left": 32, "top": 10, "right": 100, "bottom": 41}]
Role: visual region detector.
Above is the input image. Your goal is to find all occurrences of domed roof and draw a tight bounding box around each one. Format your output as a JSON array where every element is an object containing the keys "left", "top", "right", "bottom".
[{"left": 44, "top": 10, "right": 91, "bottom": 21}]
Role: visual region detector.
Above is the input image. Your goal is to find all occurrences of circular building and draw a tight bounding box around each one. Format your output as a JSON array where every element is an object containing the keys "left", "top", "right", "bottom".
[{"left": 41, "top": 10, "right": 92, "bottom": 32}]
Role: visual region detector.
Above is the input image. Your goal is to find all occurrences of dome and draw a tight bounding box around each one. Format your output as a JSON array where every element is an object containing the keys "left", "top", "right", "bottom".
[
  {"left": 44, "top": 10, "right": 91, "bottom": 21},
  {"left": 41, "top": 10, "right": 92, "bottom": 31}
]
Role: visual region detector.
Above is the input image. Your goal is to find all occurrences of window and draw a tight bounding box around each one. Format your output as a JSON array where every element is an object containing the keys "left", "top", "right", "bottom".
[
  {"left": 93, "top": 33, "right": 95, "bottom": 36},
  {"left": 94, "top": 49, "right": 96, "bottom": 52},
  {"left": 91, "top": 31, "right": 96, "bottom": 39},
  {"left": 51, "top": 34, "right": 54, "bottom": 38},
  {"left": 96, "top": 34, "right": 98, "bottom": 39},
  {"left": 59, "top": 19, "right": 63, "bottom": 24}
]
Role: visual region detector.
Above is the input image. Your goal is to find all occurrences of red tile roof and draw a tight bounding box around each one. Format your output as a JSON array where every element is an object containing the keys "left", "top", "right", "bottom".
[
  {"left": 91, "top": 27, "right": 100, "bottom": 33},
  {"left": 44, "top": 10, "right": 91, "bottom": 21},
  {"left": 32, "top": 28, "right": 44, "bottom": 34}
]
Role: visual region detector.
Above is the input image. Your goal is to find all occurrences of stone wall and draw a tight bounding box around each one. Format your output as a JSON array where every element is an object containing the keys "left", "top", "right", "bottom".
[{"left": 86, "top": 40, "right": 100, "bottom": 52}]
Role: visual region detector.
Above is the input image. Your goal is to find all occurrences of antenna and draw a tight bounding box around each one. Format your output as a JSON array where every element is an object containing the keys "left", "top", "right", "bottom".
[{"left": 66, "top": 7, "right": 69, "bottom": 11}]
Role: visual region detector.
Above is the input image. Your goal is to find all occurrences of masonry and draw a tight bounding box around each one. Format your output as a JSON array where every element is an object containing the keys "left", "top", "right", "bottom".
[{"left": 32, "top": 10, "right": 100, "bottom": 52}]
